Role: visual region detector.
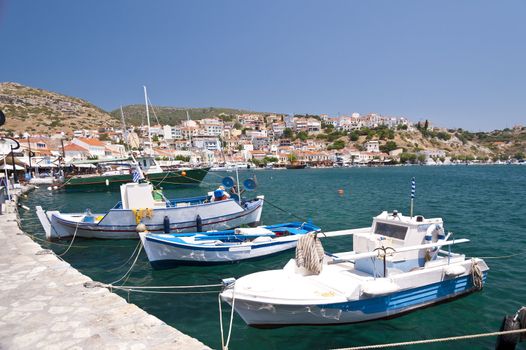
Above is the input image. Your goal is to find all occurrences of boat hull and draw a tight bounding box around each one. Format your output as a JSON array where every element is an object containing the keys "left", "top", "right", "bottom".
[
  {"left": 141, "top": 235, "right": 299, "bottom": 268},
  {"left": 42, "top": 198, "right": 264, "bottom": 240},
  {"left": 224, "top": 273, "right": 487, "bottom": 327},
  {"left": 64, "top": 168, "right": 210, "bottom": 191}
]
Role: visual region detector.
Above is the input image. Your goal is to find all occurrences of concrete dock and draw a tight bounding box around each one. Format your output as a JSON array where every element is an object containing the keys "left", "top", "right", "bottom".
[{"left": 0, "top": 187, "right": 209, "bottom": 349}]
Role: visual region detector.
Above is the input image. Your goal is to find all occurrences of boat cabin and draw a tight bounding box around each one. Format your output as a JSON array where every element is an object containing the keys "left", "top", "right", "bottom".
[
  {"left": 353, "top": 211, "right": 446, "bottom": 277},
  {"left": 136, "top": 156, "right": 163, "bottom": 174},
  {"left": 119, "top": 183, "right": 166, "bottom": 209}
]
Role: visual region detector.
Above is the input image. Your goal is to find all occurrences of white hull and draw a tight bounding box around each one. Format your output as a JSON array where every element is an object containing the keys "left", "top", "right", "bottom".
[
  {"left": 37, "top": 197, "right": 264, "bottom": 240},
  {"left": 221, "top": 258, "right": 488, "bottom": 326},
  {"left": 140, "top": 234, "right": 299, "bottom": 267}
]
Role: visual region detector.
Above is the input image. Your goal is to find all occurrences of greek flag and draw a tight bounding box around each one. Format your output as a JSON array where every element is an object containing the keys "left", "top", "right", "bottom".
[
  {"left": 411, "top": 177, "right": 416, "bottom": 199},
  {"left": 132, "top": 166, "right": 144, "bottom": 183}
]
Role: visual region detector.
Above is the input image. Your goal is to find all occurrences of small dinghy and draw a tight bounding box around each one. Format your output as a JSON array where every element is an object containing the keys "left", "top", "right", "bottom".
[
  {"left": 139, "top": 222, "right": 321, "bottom": 268},
  {"left": 36, "top": 182, "right": 264, "bottom": 240},
  {"left": 220, "top": 211, "right": 489, "bottom": 327}
]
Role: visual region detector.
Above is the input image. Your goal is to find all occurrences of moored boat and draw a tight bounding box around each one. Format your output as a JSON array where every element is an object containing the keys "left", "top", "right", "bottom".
[
  {"left": 139, "top": 222, "right": 321, "bottom": 269},
  {"left": 64, "top": 157, "right": 209, "bottom": 191},
  {"left": 36, "top": 182, "right": 264, "bottom": 240},
  {"left": 220, "top": 211, "right": 489, "bottom": 327}
]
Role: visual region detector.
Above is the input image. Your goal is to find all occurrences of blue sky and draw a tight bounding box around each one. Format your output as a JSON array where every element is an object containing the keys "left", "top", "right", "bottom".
[{"left": 0, "top": 0, "right": 524, "bottom": 131}]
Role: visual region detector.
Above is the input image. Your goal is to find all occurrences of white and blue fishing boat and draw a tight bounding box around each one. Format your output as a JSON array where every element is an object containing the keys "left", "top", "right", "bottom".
[
  {"left": 139, "top": 222, "right": 321, "bottom": 268},
  {"left": 220, "top": 211, "right": 489, "bottom": 326},
  {"left": 36, "top": 182, "right": 264, "bottom": 240}
]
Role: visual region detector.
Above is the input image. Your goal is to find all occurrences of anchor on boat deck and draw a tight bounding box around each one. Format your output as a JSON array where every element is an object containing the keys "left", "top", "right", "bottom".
[{"left": 373, "top": 245, "right": 396, "bottom": 277}]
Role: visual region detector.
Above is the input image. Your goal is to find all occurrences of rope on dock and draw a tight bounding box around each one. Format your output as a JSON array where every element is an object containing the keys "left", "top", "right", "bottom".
[{"left": 334, "top": 329, "right": 526, "bottom": 350}]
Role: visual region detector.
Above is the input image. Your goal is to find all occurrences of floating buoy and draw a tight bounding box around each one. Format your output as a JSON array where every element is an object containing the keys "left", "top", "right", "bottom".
[
  {"left": 338, "top": 189, "right": 344, "bottom": 196},
  {"left": 47, "top": 186, "right": 52, "bottom": 191},
  {"left": 53, "top": 186, "right": 58, "bottom": 190},
  {"left": 181, "top": 171, "right": 187, "bottom": 176}
]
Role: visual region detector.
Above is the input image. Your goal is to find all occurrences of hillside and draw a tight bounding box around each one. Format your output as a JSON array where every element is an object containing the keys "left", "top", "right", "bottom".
[
  {"left": 110, "top": 105, "right": 266, "bottom": 126},
  {"left": 0, "top": 82, "right": 117, "bottom": 134}
]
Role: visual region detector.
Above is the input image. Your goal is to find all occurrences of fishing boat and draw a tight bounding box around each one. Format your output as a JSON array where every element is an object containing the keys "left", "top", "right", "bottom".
[
  {"left": 64, "top": 156, "right": 210, "bottom": 191},
  {"left": 36, "top": 182, "right": 264, "bottom": 240},
  {"left": 220, "top": 211, "right": 489, "bottom": 326},
  {"left": 139, "top": 222, "right": 321, "bottom": 268}
]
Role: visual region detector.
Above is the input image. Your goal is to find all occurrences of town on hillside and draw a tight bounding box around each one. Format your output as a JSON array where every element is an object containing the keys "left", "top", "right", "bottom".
[{"left": 0, "top": 109, "right": 525, "bottom": 181}]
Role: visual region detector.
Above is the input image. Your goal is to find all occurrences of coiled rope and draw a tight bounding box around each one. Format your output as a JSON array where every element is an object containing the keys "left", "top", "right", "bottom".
[
  {"left": 334, "top": 328, "right": 526, "bottom": 350},
  {"left": 295, "top": 233, "right": 325, "bottom": 274},
  {"left": 471, "top": 258, "right": 484, "bottom": 290}
]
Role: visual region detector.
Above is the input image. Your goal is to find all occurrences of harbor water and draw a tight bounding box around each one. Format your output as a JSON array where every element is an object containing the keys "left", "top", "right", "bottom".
[{"left": 19, "top": 165, "right": 526, "bottom": 349}]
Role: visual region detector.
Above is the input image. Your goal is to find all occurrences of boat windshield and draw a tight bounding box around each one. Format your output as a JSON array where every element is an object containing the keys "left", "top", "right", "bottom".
[{"left": 374, "top": 222, "right": 407, "bottom": 240}]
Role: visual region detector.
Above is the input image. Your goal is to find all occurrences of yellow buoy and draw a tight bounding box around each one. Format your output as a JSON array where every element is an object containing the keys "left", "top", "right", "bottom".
[{"left": 181, "top": 171, "right": 187, "bottom": 176}]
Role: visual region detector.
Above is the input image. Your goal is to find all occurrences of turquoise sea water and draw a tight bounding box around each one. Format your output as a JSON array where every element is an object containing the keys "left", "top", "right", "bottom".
[{"left": 19, "top": 166, "right": 526, "bottom": 349}]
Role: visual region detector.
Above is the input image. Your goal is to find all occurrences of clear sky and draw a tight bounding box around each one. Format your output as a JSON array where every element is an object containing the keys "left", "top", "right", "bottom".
[{"left": 0, "top": 0, "right": 524, "bottom": 131}]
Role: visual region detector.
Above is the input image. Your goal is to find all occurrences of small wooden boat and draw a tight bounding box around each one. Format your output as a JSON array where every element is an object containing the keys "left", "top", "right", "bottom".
[
  {"left": 139, "top": 222, "right": 321, "bottom": 268},
  {"left": 36, "top": 182, "right": 264, "bottom": 240},
  {"left": 221, "top": 211, "right": 489, "bottom": 327}
]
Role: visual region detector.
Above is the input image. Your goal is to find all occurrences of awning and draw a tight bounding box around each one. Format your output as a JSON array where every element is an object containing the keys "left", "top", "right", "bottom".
[{"left": 0, "top": 164, "right": 25, "bottom": 170}]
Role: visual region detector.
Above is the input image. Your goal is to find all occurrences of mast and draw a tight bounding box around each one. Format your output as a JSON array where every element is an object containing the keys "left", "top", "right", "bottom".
[
  {"left": 143, "top": 86, "right": 152, "bottom": 153},
  {"left": 120, "top": 105, "right": 130, "bottom": 152},
  {"left": 186, "top": 110, "right": 192, "bottom": 149}
]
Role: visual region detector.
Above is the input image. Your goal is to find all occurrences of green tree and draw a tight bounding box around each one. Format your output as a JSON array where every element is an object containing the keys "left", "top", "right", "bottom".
[
  {"left": 283, "top": 128, "right": 293, "bottom": 139},
  {"left": 417, "top": 154, "right": 426, "bottom": 163},
  {"left": 296, "top": 131, "right": 309, "bottom": 141},
  {"left": 514, "top": 152, "right": 525, "bottom": 160},
  {"left": 288, "top": 153, "right": 297, "bottom": 163},
  {"left": 233, "top": 122, "right": 242, "bottom": 130},
  {"left": 399, "top": 152, "right": 417, "bottom": 164},
  {"left": 349, "top": 131, "right": 359, "bottom": 142},
  {"left": 327, "top": 140, "right": 345, "bottom": 150},
  {"left": 380, "top": 141, "right": 398, "bottom": 153}
]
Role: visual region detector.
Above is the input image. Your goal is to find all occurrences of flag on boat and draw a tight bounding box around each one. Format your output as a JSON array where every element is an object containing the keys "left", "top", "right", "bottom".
[
  {"left": 132, "top": 166, "right": 145, "bottom": 183},
  {"left": 411, "top": 177, "right": 416, "bottom": 199}
]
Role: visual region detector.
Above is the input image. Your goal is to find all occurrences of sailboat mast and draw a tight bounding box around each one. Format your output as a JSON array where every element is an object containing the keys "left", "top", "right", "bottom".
[
  {"left": 143, "top": 86, "right": 152, "bottom": 152},
  {"left": 186, "top": 110, "right": 192, "bottom": 149}
]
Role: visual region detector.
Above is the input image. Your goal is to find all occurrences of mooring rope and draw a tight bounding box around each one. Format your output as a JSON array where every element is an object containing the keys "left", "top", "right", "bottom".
[
  {"left": 56, "top": 220, "right": 80, "bottom": 257},
  {"left": 218, "top": 285, "right": 236, "bottom": 350},
  {"left": 334, "top": 328, "right": 526, "bottom": 350},
  {"left": 106, "top": 240, "right": 142, "bottom": 272},
  {"left": 108, "top": 243, "right": 143, "bottom": 286},
  {"left": 477, "top": 250, "right": 526, "bottom": 259},
  {"left": 261, "top": 198, "right": 308, "bottom": 222}
]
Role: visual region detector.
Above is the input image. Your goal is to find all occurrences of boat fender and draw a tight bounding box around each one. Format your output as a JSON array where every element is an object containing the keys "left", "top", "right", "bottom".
[
  {"left": 105, "top": 179, "right": 109, "bottom": 186},
  {"left": 163, "top": 216, "right": 170, "bottom": 233},
  {"left": 444, "top": 265, "right": 466, "bottom": 277},
  {"left": 196, "top": 215, "right": 202, "bottom": 232},
  {"left": 361, "top": 278, "right": 400, "bottom": 297},
  {"left": 136, "top": 223, "right": 147, "bottom": 232},
  {"left": 495, "top": 315, "right": 521, "bottom": 350}
]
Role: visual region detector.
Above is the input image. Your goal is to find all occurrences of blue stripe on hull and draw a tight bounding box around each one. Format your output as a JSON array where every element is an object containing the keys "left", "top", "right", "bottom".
[
  {"left": 320, "top": 273, "right": 487, "bottom": 315},
  {"left": 150, "top": 247, "right": 296, "bottom": 269}
]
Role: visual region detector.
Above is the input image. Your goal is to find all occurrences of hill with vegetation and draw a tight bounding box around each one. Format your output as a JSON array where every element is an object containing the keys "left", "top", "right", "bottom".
[
  {"left": 0, "top": 82, "right": 118, "bottom": 135},
  {"left": 110, "top": 105, "right": 266, "bottom": 126}
]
